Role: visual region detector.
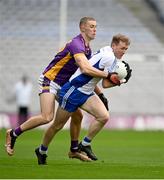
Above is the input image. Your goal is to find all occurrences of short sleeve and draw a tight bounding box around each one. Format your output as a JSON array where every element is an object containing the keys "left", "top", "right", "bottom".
[
  {"left": 68, "top": 38, "right": 85, "bottom": 56},
  {"left": 99, "top": 54, "right": 115, "bottom": 72}
]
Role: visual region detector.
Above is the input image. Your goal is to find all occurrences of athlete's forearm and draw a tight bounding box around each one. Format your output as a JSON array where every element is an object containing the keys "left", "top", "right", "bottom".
[
  {"left": 81, "top": 64, "right": 108, "bottom": 78},
  {"left": 75, "top": 54, "right": 108, "bottom": 78}
]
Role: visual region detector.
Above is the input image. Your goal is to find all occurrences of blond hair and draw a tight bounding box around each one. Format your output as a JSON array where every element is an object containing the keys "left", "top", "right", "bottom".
[{"left": 111, "top": 34, "right": 130, "bottom": 46}]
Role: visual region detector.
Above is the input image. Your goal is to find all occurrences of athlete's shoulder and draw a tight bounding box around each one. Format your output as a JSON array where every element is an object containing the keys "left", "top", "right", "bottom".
[
  {"left": 100, "top": 46, "right": 112, "bottom": 53},
  {"left": 69, "top": 34, "right": 84, "bottom": 47},
  {"left": 67, "top": 34, "right": 86, "bottom": 54},
  {"left": 100, "top": 46, "right": 115, "bottom": 59}
]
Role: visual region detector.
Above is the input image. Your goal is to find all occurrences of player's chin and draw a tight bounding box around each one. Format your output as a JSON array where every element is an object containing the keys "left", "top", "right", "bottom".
[
  {"left": 117, "top": 55, "right": 123, "bottom": 59},
  {"left": 91, "top": 35, "right": 96, "bottom": 40}
]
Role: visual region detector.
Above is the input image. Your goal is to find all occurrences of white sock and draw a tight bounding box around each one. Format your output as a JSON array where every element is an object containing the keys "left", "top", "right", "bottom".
[{"left": 82, "top": 140, "right": 91, "bottom": 146}]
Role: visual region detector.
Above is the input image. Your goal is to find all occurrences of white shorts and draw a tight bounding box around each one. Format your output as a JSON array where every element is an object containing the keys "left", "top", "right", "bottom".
[{"left": 38, "top": 74, "right": 61, "bottom": 95}]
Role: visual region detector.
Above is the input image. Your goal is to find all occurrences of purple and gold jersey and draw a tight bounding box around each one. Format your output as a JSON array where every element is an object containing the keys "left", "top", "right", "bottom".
[{"left": 43, "top": 34, "right": 92, "bottom": 86}]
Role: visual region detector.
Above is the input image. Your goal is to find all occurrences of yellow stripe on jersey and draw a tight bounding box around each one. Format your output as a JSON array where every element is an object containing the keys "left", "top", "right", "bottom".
[
  {"left": 44, "top": 53, "right": 72, "bottom": 80},
  {"left": 74, "top": 53, "right": 85, "bottom": 58},
  {"left": 43, "top": 86, "right": 50, "bottom": 90}
]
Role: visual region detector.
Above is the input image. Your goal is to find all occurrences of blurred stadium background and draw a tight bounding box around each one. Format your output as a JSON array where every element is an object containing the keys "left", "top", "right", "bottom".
[{"left": 0, "top": 0, "right": 164, "bottom": 130}]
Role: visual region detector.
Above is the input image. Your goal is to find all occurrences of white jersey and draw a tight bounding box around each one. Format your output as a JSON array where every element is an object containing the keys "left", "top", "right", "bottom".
[
  {"left": 14, "top": 81, "right": 32, "bottom": 106},
  {"left": 69, "top": 46, "right": 118, "bottom": 95}
]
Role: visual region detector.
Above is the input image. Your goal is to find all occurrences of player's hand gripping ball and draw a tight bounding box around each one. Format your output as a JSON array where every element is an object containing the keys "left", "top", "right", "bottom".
[
  {"left": 107, "top": 72, "right": 121, "bottom": 86},
  {"left": 107, "top": 61, "right": 132, "bottom": 85}
]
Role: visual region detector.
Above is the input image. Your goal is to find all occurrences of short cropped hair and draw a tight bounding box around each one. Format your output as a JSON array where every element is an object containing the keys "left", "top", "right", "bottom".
[
  {"left": 111, "top": 34, "right": 130, "bottom": 46},
  {"left": 79, "top": 16, "right": 96, "bottom": 28}
]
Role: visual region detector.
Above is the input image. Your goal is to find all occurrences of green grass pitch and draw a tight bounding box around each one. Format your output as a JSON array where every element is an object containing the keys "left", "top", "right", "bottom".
[{"left": 0, "top": 128, "right": 164, "bottom": 179}]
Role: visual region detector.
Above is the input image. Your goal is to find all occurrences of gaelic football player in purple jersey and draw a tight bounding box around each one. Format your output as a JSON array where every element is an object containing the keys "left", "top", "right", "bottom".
[{"left": 6, "top": 17, "right": 112, "bottom": 163}]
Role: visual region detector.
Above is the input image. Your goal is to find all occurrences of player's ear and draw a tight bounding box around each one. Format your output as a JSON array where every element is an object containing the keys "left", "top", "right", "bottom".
[
  {"left": 80, "top": 28, "right": 85, "bottom": 32},
  {"left": 80, "top": 24, "right": 85, "bottom": 32},
  {"left": 111, "top": 42, "right": 116, "bottom": 50}
]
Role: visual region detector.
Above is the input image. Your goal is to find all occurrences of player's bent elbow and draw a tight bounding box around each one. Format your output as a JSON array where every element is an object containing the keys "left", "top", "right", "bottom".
[
  {"left": 102, "top": 79, "right": 115, "bottom": 88},
  {"left": 102, "top": 83, "right": 109, "bottom": 88}
]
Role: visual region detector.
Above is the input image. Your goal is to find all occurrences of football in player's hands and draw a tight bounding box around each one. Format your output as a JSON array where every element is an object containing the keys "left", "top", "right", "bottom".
[
  {"left": 115, "top": 61, "right": 128, "bottom": 80},
  {"left": 115, "top": 61, "right": 132, "bottom": 84}
]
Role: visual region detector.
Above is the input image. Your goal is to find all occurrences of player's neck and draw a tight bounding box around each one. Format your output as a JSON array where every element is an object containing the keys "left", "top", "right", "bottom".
[{"left": 81, "top": 33, "right": 91, "bottom": 47}]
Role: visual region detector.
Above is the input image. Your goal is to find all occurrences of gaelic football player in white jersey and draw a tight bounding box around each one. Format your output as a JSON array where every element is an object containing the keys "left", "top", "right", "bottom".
[{"left": 35, "top": 34, "right": 132, "bottom": 162}]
